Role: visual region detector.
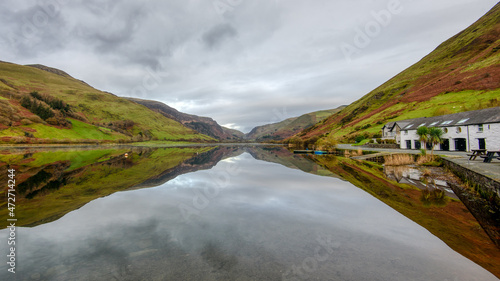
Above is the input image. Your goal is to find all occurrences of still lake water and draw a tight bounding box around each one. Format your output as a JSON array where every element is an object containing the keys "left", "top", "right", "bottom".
[{"left": 0, "top": 145, "right": 498, "bottom": 281}]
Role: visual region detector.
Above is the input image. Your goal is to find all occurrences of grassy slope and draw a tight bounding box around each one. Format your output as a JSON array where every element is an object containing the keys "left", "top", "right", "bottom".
[
  {"left": 246, "top": 107, "right": 345, "bottom": 141},
  {"left": 293, "top": 3, "right": 500, "bottom": 142},
  {"left": 0, "top": 61, "right": 214, "bottom": 143}
]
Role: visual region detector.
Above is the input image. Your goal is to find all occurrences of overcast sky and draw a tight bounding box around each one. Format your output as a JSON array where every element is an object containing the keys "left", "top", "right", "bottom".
[{"left": 0, "top": 0, "right": 497, "bottom": 132}]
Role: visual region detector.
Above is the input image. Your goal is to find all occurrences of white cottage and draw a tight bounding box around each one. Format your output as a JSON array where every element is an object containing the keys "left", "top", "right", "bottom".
[
  {"left": 383, "top": 107, "right": 500, "bottom": 152},
  {"left": 381, "top": 121, "right": 410, "bottom": 144}
]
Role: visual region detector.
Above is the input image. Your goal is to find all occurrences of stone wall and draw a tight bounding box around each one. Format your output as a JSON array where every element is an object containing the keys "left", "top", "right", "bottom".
[
  {"left": 448, "top": 182, "right": 500, "bottom": 248},
  {"left": 442, "top": 158, "right": 500, "bottom": 247},
  {"left": 364, "top": 143, "right": 400, "bottom": 149},
  {"left": 442, "top": 158, "right": 500, "bottom": 197}
]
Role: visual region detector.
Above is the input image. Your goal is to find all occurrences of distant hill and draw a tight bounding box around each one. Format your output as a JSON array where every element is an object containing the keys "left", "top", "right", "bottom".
[
  {"left": 127, "top": 97, "right": 244, "bottom": 141},
  {"left": 246, "top": 106, "right": 346, "bottom": 141},
  {"left": 0, "top": 61, "right": 214, "bottom": 144},
  {"left": 290, "top": 3, "right": 500, "bottom": 144}
]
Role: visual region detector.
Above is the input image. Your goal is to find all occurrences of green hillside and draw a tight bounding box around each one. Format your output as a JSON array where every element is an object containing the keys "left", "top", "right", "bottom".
[
  {"left": 291, "top": 3, "right": 500, "bottom": 144},
  {"left": 0, "top": 61, "right": 214, "bottom": 144},
  {"left": 246, "top": 106, "right": 345, "bottom": 141}
]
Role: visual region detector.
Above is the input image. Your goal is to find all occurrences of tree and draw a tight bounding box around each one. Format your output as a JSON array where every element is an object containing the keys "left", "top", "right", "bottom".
[
  {"left": 416, "top": 126, "right": 429, "bottom": 149},
  {"left": 316, "top": 136, "right": 337, "bottom": 151},
  {"left": 428, "top": 127, "right": 444, "bottom": 157}
]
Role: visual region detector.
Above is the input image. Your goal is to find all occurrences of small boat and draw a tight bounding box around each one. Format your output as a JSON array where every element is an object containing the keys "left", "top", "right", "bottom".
[
  {"left": 314, "top": 151, "right": 328, "bottom": 155},
  {"left": 293, "top": 150, "right": 314, "bottom": 154}
]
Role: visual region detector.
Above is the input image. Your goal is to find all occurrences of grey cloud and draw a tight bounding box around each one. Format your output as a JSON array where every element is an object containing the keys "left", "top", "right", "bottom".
[
  {"left": 82, "top": 0, "right": 119, "bottom": 16},
  {"left": 0, "top": 4, "right": 67, "bottom": 57},
  {"left": 0, "top": 0, "right": 498, "bottom": 132},
  {"left": 75, "top": 6, "right": 145, "bottom": 52},
  {"left": 202, "top": 24, "right": 238, "bottom": 49}
]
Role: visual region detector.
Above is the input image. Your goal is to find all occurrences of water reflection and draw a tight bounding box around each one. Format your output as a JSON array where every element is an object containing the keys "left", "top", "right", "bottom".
[
  {"left": 384, "top": 165, "right": 457, "bottom": 200},
  {"left": 0, "top": 146, "right": 498, "bottom": 280}
]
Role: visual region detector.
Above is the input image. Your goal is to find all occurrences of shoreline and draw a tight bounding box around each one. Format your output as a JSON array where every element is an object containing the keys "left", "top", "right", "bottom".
[{"left": 0, "top": 142, "right": 282, "bottom": 149}]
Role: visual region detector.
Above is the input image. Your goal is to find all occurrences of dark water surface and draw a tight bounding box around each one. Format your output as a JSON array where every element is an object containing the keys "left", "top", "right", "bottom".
[{"left": 0, "top": 145, "right": 498, "bottom": 280}]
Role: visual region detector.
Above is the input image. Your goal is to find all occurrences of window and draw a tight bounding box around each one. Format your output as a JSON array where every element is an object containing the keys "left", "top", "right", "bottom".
[
  {"left": 443, "top": 128, "right": 448, "bottom": 133},
  {"left": 405, "top": 124, "right": 413, "bottom": 129},
  {"left": 441, "top": 120, "right": 453, "bottom": 125},
  {"left": 457, "top": 118, "right": 469, "bottom": 124},
  {"left": 456, "top": 127, "right": 462, "bottom": 133},
  {"left": 404, "top": 130, "right": 408, "bottom": 135},
  {"left": 418, "top": 123, "right": 426, "bottom": 127},
  {"left": 430, "top": 121, "right": 439, "bottom": 126},
  {"left": 478, "top": 124, "right": 484, "bottom": 132}
]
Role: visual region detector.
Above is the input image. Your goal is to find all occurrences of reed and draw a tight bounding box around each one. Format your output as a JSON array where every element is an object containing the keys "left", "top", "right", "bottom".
[
  {"left": 383, "top": 154, "right": 414, "bottom": 166},
  {"left": 417, "top": 155, "right": 435, "bottom": 165}
]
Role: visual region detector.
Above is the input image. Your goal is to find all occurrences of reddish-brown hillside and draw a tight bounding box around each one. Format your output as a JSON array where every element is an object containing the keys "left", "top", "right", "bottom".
[{"left": 292, "top": 3, "right": 500, "bottom": 143}]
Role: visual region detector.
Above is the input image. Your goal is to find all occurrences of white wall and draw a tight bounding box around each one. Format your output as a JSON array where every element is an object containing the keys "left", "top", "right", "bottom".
[
  {"left": 400, "top": 129, "right": 418, "bottom": 149},
  {"left": 400, "top": 123, "right": 500, "bottom": 152},
  {"left": 469, "top": 123, "right": 500, "bottom": 150},
  {"left": 443, "top": 125, "right": 468, "bottom": 151}
]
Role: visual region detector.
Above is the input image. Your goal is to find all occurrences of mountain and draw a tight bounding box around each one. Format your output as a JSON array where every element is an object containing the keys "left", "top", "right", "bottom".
[
  {"left": 0, "top": 61, "right": 214, "bottom": 144},
  {"left": 127, "top": 97, "right": 244, "bottom": 141},
  {"left": 290, "top": 3, "right": 500, "bottom": 144},
  {"left": 246, "top": 106, "right": 346, "bottom": 141}
]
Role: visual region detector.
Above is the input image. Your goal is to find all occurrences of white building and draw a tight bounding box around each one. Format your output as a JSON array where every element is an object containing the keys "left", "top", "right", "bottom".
[
  {"left": 382, "top": 107, "right": 500, "bottom": 152},
  {"left": 382, "top": 121, "right": 410, "bottom": 144}
]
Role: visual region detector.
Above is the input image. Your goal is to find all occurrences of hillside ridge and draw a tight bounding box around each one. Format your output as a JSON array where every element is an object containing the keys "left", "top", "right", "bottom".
[
  {"left": 289, "top": 2, "right": 500, "bottom": 145},
  {"left": 0, "top": 61, "right": 214, "bottom": 144},
  {"left": 127, "top": 97, "right": 244, "bottom": 141}
]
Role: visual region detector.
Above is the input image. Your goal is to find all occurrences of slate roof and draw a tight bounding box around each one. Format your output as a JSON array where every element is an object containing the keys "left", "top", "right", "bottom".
[
  {"left": 382, "top": 122, "right": 395, "bottom": 130},
  {"left": 394, "top": 121, "right": 411, "bottom": 130},
  {"left": 383, "top": 121, "right": 411, "bottom": 132},
  {"left": 390, "top": 107, "right": 500, "bottom": 131}
]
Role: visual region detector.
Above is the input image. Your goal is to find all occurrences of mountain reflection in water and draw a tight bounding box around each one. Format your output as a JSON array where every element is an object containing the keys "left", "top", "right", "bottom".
[{"left": 0, "top": 145, "right": 498, "bottom": 280}]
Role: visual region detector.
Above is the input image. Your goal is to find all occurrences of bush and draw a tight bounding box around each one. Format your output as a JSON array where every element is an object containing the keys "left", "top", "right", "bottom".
[
  {"left": 20, "top": 96, "right": 55, "bottom": 120},
  {"left": 288, "top": 136, "right": 304, "bottom": 146},
  {"left": 355, "top": 135, "right": 365, "bottom": 143},
  {"left": 316, "top": 137, "right": 337, "bottom": 151},
  {"left": 21, "top": 119, "right": 33, "bottom": 125},
  {"left": 29, "top": 91, "right": 71, "bottom": 113},
  {"left": 304, "top": 136, "right": 320, "bottom": 148},
  {"left": 376, "top": 138, "right": 382, "bottom": 144}
]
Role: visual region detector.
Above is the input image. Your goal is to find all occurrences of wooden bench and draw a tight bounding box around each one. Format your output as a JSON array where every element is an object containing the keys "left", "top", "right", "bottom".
[
  {"left": 468, "top": 149, "right": 486, "bottom": 160},
  {"left": 482, "top": 151, "right": 500, "bottom": 163}
]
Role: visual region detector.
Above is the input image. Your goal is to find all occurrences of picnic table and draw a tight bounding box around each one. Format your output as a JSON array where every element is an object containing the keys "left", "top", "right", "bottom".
[
  {"left": 467, "top": 149, "right": 486, "bottom": 160},
  {"left": 480, "top": 150, "right": 500, "bottom": 163}
]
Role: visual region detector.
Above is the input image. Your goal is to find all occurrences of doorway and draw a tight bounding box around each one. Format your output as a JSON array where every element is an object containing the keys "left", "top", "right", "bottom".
[
  {"left": 478, "top": 138, "right": 486, "bottom": 150},
  {"left": 414, "top": 140, "right": 421, "bottom": 150},
  {"left": 406, "top": 140, "right": 412, "bottom": 149},
  {"left": 454, "top": 138, "right": 466, "bottom": 151},
  {"left": 440, "top": 139, "right": 450, "bottom": 151}
]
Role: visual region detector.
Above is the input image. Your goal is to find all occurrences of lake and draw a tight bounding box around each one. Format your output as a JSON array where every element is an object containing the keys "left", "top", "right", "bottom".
[{"left": 0, "top": 145, "right": 498, "bottom": 280}]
